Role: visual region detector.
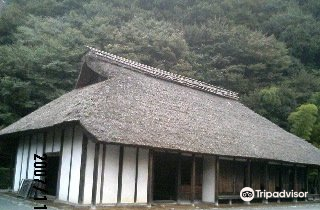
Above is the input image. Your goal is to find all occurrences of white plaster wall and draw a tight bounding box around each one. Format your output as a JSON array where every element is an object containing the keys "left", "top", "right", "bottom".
[
  {"left": 121, "top": 147, "right": 137, "bottom": 203},
  {"left": 13, "top": 137, "right": 24, "bottom": 191},
  {"left": 27, "top": 135, "right": 37, "bottom": 179},
  {"left": 58, "top": 126, "right": 73, "bottom": 201},
  {"left": 36, "top": 133, "right": 44, "bottom": 156},
  {"left": 20, "top": 137, "right": 29, "bottom": 184},
  {"left": 68, "top": 126, "right": 83, "bottom": 203},
  {"left": 202, "top": 155, "right": 216, "bottom": 203},
  {"left": 45, "top": 129, "right": 54, "bottom": 153},
  {"left": 95, "top": 144, "right": 103, "bottom": 204},
  {"left": 101, "top": 145, "right": 120, "bottom": 204},
  {"left": 83, "top": 139, "right": 95, "bottom": 204},
  {"left": 136, "top": 149, "right": 149, "bottom": 203},
  {"left": 53, "top": 127, "right": 61, "bottom": 152}
]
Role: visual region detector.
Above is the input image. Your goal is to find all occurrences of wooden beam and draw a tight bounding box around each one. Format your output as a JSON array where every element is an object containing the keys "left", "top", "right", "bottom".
[
  {"left": 191, "top": 154, "right": 196, "bottom": 202},
  {"left": 78, "top": 135, "right": 88, "bottom": 204},
  {"left": 91, "top": 143, "right": 100, "bottom": 206},
  {"left": 147, "top": 150, "right": 153, "bottom": 204},
  {"left": 117, "top": 146, "right": 124, "bottom": 204},
  {"left": 215, "top": 156, "right": 219, "bottom": 205}
]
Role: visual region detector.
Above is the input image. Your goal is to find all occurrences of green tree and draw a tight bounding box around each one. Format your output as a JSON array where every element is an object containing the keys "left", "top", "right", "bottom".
[
  {"left": 185, "top": 19, "right": 291, "bottom": 93},
  {"left": 288, "top": 104, "right": 318, "bottom": 140}
]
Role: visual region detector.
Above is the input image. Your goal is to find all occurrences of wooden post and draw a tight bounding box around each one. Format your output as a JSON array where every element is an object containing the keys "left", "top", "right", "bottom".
[
  {"left": 293, "top": 166, "right": 298, "bottom": 191},
  {"left": 293, "top": 165, "right": 298, "bottom": 202},
  {"left": 279, "top": 164, "right": 283, "bottom": 191},
  {"left": 246, "top": 159, "right": 251, "bottom": 187},
  {"left": 244, "top": 159, "right": 252, "bottom": 205},
  {"left": 263, "top": 162, "right": 269, "bottom": 204},
  {"left": 191, "top": 154, "right": 196, "bottom": 203},
  {"left": 318, "top": 168, "right": 320, "bottom": 194},
  {"left": 117, "top": 146, "right": 124, "bottom": 204},
  {"left": 278, "top": 164, "right": 282, "bottom": 203},
  {"left": 233, "top": 158, "right": 236, "bottom": 194},
  {"left": 305, "top": 166, "right": 308, "bottom": 193},
  {"left": 304, "top": 166, "right": 308, "bottom": 201},
  {"left": 215, "top": 156, "right": 219, "bottom": 206},
  {"left": 91, "top": 143, "right": 100, "bottom": 206},
  {"left": 176, "top": 153, "right": 181, "bottom": 202},
  {"left": 147, "top": 150, "right": 153, "bottom": 205}
]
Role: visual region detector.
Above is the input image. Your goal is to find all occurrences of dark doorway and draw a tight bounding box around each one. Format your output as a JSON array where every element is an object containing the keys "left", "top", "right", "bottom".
[
  {"left": 153, "top": 152, "right": 178, "bottom": 201},
  {"left": 46, "top": 154, "right": 60, "bottom": 196},
  {"left": 179, "top": 155, "right": 192, "bottom": 200}
]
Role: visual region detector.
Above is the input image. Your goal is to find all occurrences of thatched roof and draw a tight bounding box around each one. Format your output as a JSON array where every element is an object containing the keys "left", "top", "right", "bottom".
[{"left": 1, "top": 47, "right": 320, "bottom": 166}]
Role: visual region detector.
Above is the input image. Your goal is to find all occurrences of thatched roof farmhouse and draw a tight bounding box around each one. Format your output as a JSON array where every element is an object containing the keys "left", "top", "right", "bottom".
[{"left": 0, "top": 47, "right": 319, "bottom": 206}]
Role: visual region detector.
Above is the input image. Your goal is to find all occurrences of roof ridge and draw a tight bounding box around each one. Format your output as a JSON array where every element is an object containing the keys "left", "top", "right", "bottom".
[{"left": 86, "top": 46, "right": 239, "bottom": 100}]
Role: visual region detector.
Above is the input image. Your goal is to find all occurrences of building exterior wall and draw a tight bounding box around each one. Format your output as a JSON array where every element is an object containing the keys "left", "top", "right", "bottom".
[
  {"left": 13, "top": 124, "right": 84, "bottom": 204},
  {"left": 13, "top": 137, "right": 24, "bottom": 191},
  {"left": 85, "top": 144, "right": 149, "bottom": 206},
  {"left": 136, "top": 149, "right": 149, "bottom": 203},
  {"left": 121, "top": 147, "right": 137, "bottom": 203},
  {"left": 20, "top": 136, "right": 29, "bottom": 186},
  {"left": 82, "top": 138, "right": 95, "bottom": 204},
  {"left": 58, "top": 126, "right": 73, "bottom": 201},
  {"left": 202, "top": 155, "right": 216, "bottom": 203},
  {"left": 57, "top": 125, "right": 84, "bottom": 203},
  {"left": 95, "top": 144, "right": 103, "bottom": 204},
  {"left": 101, "top": 144, "right": 120, "bottom": 204}
]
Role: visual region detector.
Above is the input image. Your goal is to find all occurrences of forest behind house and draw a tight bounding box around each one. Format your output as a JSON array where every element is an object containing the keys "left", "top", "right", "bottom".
[{"left": 0, "top": 0, "right": 320, "bottom": 148}]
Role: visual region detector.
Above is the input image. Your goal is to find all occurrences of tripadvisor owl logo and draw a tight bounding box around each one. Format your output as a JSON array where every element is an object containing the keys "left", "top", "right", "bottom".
[
  {"left": 240, "top": 187, "right": 255, "bottom": 202},
  {"left": 240, "top": 187, "right": 308, "bottom": 201}
]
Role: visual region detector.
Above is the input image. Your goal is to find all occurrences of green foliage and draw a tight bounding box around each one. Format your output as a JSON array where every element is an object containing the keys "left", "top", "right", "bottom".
[
  {"left": 288, "top": 104, "right": 318, "bottom": 140},
  {"left": 185, "top": 19, "right": 291, "bottom": 93},
  {"left": 242, "top": 86, "right": 296, "bottom": 128},
  {"left": 0, "top": 0, "right": 320, "bottom": 148}
]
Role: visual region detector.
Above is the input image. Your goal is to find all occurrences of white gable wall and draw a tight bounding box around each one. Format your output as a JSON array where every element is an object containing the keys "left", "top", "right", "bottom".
[
  {"left": 13, "top": 124, "right": 84, "bottom": 204},
  {"left": 13, "top": 126, "right": 150, "bottom": 206}
]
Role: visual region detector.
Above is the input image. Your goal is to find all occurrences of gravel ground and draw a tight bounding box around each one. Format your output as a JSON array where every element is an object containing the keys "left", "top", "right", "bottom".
[
  {"left": 215, "top": 203, "right": 320, "bottom": 210},
  {"left": 0, "top": 193, "right": 320, "bottom": 210},
  {"left": 0, "top": 194, "right": 57, "bottom": 210}
]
